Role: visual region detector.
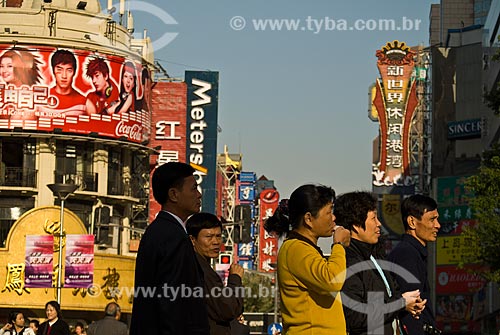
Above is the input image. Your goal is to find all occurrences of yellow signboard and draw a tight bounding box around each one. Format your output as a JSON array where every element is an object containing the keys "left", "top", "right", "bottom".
[
  {"left": 0, "top": 206, "right": 136, "bottom": 313},
  {"left": 436, "top": 235, "right": 478, "bottom": 265}
]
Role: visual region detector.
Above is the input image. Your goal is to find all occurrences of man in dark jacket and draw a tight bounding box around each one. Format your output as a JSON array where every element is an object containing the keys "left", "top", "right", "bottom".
[
  {"left": 130, "top": 162, "right": 210, "bottom": 335},
  {"left": 335, "top": 191, "right": 426, "bottom": 335},
  {"left": 388, "top": 195, "right": 441, "bottom": 335},
  {"left": 186, "top": 213, "right": 244, "bottom": 335},
  {"left": 87, "top": 303, "right": 127, "bottom": 335}
]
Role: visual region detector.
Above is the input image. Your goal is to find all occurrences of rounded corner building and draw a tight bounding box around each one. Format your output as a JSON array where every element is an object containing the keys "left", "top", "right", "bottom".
[{"left": 0, "top": 0, "right": 153, "bottom": 321}]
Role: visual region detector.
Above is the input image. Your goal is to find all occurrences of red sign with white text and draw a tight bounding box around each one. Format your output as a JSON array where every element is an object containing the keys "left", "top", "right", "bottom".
[
  {"left": 258, "top": 189, "right": 279, "bottom": 272},
  {"left": 148, "top": 82, "right": 188, "bottom": 222},
  {"left": 436, "top": 265, "right": 487, "bottom": 294},
  {"left": 0, "top": 45, "right": 151, "bottom": 143}
]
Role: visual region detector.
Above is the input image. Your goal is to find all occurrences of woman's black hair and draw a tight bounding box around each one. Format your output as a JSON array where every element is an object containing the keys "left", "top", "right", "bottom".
[
  {"left": 264, "top": 184, "right": 335, "bottom": 237},
  {"left": 334, "top": 191, "right": 377, "bottom": 233},
  {"left": 8, "top": 311, "right": 22, "bottom": 325}
]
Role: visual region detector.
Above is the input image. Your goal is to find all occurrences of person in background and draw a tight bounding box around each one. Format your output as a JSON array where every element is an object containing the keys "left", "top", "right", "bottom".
[
  {"left": 130, "top": 162, "right": 209, "bottom": 335},
  {"left": 264, "top": 184, "right": 351, "bottom": 334},
  {"left": 29, "top": 319, "right": 39, "bottom": 335},
  {"left": 37, "top": 301, "right": 70, "bottom": 335},
  {"left": 87, "top": 302, "right": 126, "bottom": 335},
  {"left": 229, "top": 315, "right": 250, "bottom": 335},
  {"left": 73, "top": 322, "right": 85, "bottom": 335},
  {"left": 0, "top": 311, "right": 36, "bottom": 335},
  {"left": 388, "top": 195, "right": 441, "bottom": 335},
  {"left": 186, "top": 212, "right": 244, "bottom": 335},
  {"left": 334, "top": 191, "right": 426, "bottom": 335}
]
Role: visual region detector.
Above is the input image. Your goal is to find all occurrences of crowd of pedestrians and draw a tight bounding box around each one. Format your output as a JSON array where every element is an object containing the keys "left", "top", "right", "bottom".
[{"left": 1, "top": 161, "right": 442, "bottom": 335}]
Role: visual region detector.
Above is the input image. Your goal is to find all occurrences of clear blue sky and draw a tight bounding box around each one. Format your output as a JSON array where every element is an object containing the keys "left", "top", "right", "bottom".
[{"left": 105, "top": 0, "right": 437, "bottom": 199}]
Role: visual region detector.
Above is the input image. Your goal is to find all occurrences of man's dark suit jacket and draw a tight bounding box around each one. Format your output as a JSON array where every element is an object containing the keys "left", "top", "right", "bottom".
[
  {"left": 87, "top": 316, "right": 127, "bottom": 335},
  {"left": 38, "top": 319, "right": 70, "bottom": 335},
  {"left": 130, "top": 211, "right": 209, "bottom": 335}
]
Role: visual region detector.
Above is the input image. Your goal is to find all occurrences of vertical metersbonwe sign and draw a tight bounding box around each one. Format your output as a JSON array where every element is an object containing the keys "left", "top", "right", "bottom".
[{"left": 185, "top": 71, "right": 219, "bottom": 213}]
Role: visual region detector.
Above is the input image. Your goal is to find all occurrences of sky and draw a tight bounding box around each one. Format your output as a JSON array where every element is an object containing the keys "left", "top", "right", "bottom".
[{"left": 103, "top": 0, "right": 437, "bottom": 199}]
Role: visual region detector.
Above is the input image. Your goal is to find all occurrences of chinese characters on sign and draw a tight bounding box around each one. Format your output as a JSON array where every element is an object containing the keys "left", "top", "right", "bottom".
[
  {"left": 371, "top": 41, "right": 419, "bottom": 189},
  {"left": 258, "top": 189, "right": 279, "bottom": 272},
  {"left": 2, "top": 263, "right": 31, "bottom": 295}
]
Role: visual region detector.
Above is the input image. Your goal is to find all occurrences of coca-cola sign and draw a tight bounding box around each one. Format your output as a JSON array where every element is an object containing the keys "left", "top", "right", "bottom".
[{"left": 115, "top": 121, "right": 143, "bottom": 141}]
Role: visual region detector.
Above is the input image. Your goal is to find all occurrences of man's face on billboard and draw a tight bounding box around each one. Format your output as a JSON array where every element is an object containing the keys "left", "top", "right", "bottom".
[
  {"left": 91, "top": 71, "right": 108, "bottom": 93},
  {"left": 54, "top": 63, "right": 75, "bottom": 90}
]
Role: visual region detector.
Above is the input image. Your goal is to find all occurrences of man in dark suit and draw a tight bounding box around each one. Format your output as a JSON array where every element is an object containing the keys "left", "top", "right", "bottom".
[
  {"left": 130, "top": 162, "right": 209, "bottom": 335},
  {"left": 87, "top": 302, "right": 127, "bottom": 335}
]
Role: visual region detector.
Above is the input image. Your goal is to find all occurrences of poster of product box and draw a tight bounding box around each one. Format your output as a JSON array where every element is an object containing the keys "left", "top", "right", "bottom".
[
  {"left": 25, "top": 235, "right": 54, "bottom": 288},
  {"left": 64, "top": 234, "right": 94, "bottom": 288}
]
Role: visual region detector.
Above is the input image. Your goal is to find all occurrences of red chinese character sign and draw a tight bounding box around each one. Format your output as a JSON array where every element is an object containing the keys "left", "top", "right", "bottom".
[
  {"left": 258, "top": 189, "right": 279, "bottom": 272},
  {"left": 372, "top": 41, "right": 418, "bottom": 190},
  {"left": 148, "top": 82, "right": 188, "bottom": 222},
  {"left": 0, "top": 45, "right": 151, "bottom": 143}
]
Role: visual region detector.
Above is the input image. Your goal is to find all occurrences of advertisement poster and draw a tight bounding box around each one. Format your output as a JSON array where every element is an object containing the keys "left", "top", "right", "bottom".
[
  {"left": 258, "top": 189, "right": 279, "bottom": 272},
  {"left": 0, "top": 45, "right": 151, "bottom": 143},
  {"left": 185, "top": 71, "right": 219, "bottom": 213},
  {"left": 25, "top": 235, "right": 54, "bottom": 288},
  {"left": 64, "top": 234, "right": 94, "bottom": 288}
]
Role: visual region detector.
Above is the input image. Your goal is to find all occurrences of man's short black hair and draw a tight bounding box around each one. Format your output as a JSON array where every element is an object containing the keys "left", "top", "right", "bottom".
[
  {"left": 401, "top": 194, "right": 438, "bottom": 230},
  {"left": 186, "top": 212, "right": 222, "bottom": 238},
  {"left": 152, "top": 162, "right": 195, "bottom": 205},
  {"left": 51, "top": 49, "right": 77, "bottom": 72}
]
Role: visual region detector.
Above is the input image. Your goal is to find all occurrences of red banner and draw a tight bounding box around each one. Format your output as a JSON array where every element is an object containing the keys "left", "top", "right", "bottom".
[
  {"left": 0, "top": 45, "right": 151, "bottom": 143},
  {"left": 258, "top": 189, "right": 279, "bottom": 272},
  {"left": 436, "top": 265, "right": 487, "bottom": 294},
  {"left": 148, "top": 82, "right": 188, "bottom": 222}
]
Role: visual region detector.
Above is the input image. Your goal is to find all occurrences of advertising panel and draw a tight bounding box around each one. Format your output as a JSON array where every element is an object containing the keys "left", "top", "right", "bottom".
[
  {"left": 185, "top": 71, "right": 219, "bottom": 214},
  {"left": 371, "top": 41, "right": 418, "bottom": 194},
  {"left": 436, "top": 265, "right": 487, "bottom": 294},
  {"left": 236, "top": 171, "right": 256, "bottom": 269},
  {"left": 64, "top": 234, "right": 94, "bottom": 288},
  {"left": 436, "top": 235, "right": 479, "bottom": 265},
  {"left": 258, "top": 189, "right": 279, "bottom": 272},
  {"left": 148, "top": 82, "right": 188, "bottom": 222},
  {"left": 24, "top": 235, "right": 53, "bottom": 288},
  {"left": 0, "top": 45, "right": 151, "bottom": 143}
]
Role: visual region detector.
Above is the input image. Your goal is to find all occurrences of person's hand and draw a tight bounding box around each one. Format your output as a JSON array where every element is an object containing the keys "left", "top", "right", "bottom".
[
  {"left": 333, "top": 226, "right": 351, "bottom": 247},
  {"left": 2, "top": 323, "right": 12, "bottom": 331},
  {"left": 402, "top": 289, "right": 427, "bottom": 319},
  {"left": 229, "top": 263, "right": 244, "bottom": 278}
]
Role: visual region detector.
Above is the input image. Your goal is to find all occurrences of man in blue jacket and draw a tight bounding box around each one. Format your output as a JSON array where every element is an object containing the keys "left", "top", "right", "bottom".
[{"left": 388, "top": 195, "right": 441, "bottom": 335}]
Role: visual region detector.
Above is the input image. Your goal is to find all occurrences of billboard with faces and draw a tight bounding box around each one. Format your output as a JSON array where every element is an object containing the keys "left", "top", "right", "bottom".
[{"left": 0, "top": 45, "right": 152, "bottom": 143}]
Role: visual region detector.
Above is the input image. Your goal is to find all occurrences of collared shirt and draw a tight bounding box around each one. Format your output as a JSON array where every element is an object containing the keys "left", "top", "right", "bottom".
[{"left": 162, "top": 210, "right": 187, "bottom": 233}]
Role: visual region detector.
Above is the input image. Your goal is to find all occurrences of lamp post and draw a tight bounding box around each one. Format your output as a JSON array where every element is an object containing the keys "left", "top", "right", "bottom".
[
  {"left": 269, "top": 263, "right": 279, "bottom": 324},
  {"left": 47, "top": 183, "right": 78, "bottom": 305}
]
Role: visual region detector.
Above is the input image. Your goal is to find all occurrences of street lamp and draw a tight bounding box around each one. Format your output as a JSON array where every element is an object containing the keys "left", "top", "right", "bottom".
[
  {"left": 269, "top": 263, "right": 279, "bottom": 324},
  {"left": 47, "top": 183, "right": 78, "bottom": 305}
]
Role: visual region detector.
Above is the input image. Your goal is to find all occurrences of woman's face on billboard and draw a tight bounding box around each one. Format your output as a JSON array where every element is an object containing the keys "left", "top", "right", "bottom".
[
  {"left": 123, "top": 70, "right": 134, "bottom": 93},
  {"left": 0, "top": 57, "right": 15, "bottom": 83}
]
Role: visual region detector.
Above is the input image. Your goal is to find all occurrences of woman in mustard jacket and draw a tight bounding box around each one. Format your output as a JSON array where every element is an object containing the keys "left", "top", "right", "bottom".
[{"left": 265, "top": 184, "right": 351, "bottom": 335}]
